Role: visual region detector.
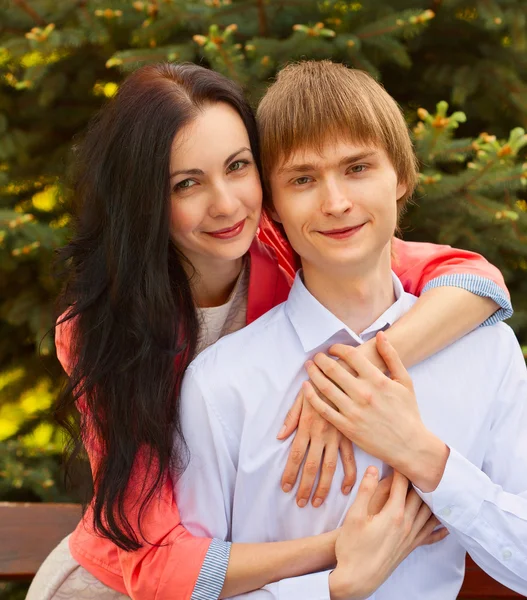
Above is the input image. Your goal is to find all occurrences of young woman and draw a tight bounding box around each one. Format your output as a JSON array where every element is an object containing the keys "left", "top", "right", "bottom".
[{"left": 28, "top": 63, "right": 511, "bottom": 600}]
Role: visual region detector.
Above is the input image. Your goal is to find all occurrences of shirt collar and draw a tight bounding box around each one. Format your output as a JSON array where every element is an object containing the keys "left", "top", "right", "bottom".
[{"left": 285, "top": 270, "right": 415, "bottom": 353}]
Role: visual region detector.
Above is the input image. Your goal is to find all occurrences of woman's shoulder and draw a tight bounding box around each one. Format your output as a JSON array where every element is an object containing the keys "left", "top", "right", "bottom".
[{"left": 55, "top": 309, "right": 77, "bottom": 375}]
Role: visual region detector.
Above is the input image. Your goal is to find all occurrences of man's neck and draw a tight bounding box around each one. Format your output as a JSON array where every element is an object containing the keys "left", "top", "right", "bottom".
[{"left": 302, "top": 250, "right": 395, "bottom": 335}]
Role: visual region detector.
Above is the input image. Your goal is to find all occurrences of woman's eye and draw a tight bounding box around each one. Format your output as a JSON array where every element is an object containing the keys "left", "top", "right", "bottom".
[
  {"left": 294, "top": 176, "right": 312, "bottom": 185},
  {"left": 174, "top": 179, "right": 197, "bottom": 192},
  {"left": 228, "top": 159, "right": 249, "bottom": 172}
]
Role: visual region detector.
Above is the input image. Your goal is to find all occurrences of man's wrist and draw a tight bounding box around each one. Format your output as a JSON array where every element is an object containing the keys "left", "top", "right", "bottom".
[{"left": 402, "top": 428, "right": 450, "bottom": 492}]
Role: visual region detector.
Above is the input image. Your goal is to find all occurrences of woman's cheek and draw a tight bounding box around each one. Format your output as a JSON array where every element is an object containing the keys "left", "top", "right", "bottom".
[{"left": 170, "top": 197, "right": 203, "bottom": 237}]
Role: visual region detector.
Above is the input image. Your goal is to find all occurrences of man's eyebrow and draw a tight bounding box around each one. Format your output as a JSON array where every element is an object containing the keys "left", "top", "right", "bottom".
[
  {"left": 278, "top": 150, "right": 378, "bottom": 175},
  {"left": 170, "top": 146, "right": 251, "bottom": 178},
  {"left": 339, "top": 151, "right": 378, "bottom": 166}
]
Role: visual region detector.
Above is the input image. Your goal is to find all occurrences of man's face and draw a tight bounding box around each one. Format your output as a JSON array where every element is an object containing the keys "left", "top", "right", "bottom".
[{"left": 269, "top": 139, "right": 407, "bottom": 274}]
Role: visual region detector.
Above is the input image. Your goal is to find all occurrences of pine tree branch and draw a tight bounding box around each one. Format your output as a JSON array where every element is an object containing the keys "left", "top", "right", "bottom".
[
  {"left": 216, "top": 46, "right": 240, "bottom": 84},
  {"left": 257, "top": 0, "right": 269, "bottom": 37},
  {"left": 464, "top": 158, "right": 497, "bottom": 190},
  {"left": 13, "top": 0, "right": 46, "bottom": 26},
  {"left": 463, "top": 191, "right": 495, "bottom": 215},
  {"left": 358, "top": 24, "right": 403, "bottom": 41}
]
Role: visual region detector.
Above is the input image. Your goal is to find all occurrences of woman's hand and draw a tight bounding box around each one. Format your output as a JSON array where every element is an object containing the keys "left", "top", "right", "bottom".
[
  {"left": 277, "top": 389, "right": 357, "bottom": 507},
  {"left": 329, "top": 468, "right": 448, "bottom": 600},
  {"left": 303, "top": 331, "right": 450, "bottom": 492}
]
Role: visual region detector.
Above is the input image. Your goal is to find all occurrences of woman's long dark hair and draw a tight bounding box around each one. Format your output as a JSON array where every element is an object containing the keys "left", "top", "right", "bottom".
[{"left": 55, "top": 63, "right": 261, "bottom": 551}]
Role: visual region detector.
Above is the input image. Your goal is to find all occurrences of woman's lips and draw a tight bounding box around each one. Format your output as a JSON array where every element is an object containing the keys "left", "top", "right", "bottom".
[
  {"left": 318, "top": 223, "right": 365, "bottom": 240},
  {"left": 206, "top": 218, "right": 246, "bottom": 239}
]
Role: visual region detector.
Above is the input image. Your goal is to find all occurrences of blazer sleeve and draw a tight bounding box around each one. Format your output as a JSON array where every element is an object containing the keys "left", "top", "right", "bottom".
[
  {"left": 391, "top": 238, "right": 512, "bottom": 325},
  {"left": 54, "top": 317, "right": 230, "bottom": 600}
]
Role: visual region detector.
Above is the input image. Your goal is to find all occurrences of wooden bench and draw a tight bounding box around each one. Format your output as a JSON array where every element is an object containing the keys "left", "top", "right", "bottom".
[
  {"left": 0, "top": 502, "right": 524, "bottom": 597},
  {"left": 0, "top": 502, "right": 82, "bottom": 581}
]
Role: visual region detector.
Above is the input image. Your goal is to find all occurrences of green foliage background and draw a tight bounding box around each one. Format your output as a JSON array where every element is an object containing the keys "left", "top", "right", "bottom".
[{"left": 0, "top": 0, "right": 526, "bottom": 528}]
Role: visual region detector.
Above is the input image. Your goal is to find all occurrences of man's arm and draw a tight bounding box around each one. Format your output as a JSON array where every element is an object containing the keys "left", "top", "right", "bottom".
[
  {"left": 176, "top": 363, "right": 339, "bottom": 600},
  {"left": 302, "top": 329, "right": 527, "bottom": 596},
  {"left": 416, "top": 329, "right": 527, "bottom": 595}
]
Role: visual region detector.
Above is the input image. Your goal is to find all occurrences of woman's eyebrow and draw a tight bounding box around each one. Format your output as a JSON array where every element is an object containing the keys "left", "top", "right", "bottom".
[
  {"left": 224, "top": 146, "right": 252, "bottom": 166},
  {"left": 170, "top": 146, "right": 251, "bottom": 178}
]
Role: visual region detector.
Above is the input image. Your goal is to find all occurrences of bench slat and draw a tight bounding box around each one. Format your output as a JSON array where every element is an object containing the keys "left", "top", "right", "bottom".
[
  {"left": 458, "top": 556, "right": 524, "bottom": 598},
  {"left": 0, "top": 502, "right": 524, "bottom": 598},
  {"left": 0, "top": 502, "right": 81, "bottom": 580}
]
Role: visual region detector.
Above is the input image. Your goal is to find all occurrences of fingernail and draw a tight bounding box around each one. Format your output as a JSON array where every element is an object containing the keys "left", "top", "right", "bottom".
[
  {"left": 342, "top": 486, "right": 352, "bottom": 495},
  {"left": 365, "top": 466, "right": 378, "bottom": 477},
  {"left": 297, "top": 498, "right": 307, "bottom": 508},
  {"left": 282, "top": 483, "right": 292, "bottom": 493},
  {"left": 305, "top": 360, "right": 313, "bottom": 369},
  {"left": 276, "top": 425, "right": 287, "bottom": 439},
  {"left": 312, "top": 497, "right": 322, "bottom": 508}
]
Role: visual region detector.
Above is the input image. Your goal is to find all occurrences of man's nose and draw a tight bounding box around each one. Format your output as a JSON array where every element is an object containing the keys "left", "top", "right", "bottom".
[{"left": 321, "top": 178, "right": 352, "bottom": 217}]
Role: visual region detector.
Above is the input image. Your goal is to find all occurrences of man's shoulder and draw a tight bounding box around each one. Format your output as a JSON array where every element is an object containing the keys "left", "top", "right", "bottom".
[{"left": 188, "top": 302, "right": 288, "bottom": 377}]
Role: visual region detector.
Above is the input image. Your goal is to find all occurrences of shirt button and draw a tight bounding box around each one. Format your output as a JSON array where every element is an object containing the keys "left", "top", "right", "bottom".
[
  {"left": 502, "top": 549, "right": 513, "bottom": 560},
  {"left": 439, "top": 507, "right": 452, "bottom": 517}
]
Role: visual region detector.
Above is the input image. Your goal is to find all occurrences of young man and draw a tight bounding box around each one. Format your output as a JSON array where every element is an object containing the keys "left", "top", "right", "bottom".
[{"left": 175, "top": 61, "right": 527, "bottom": 598}]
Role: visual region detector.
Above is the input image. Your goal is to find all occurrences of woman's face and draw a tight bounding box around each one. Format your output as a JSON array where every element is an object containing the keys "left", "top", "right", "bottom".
[{"left": 169, "top": 102, "right": 262, "bottom": 273}]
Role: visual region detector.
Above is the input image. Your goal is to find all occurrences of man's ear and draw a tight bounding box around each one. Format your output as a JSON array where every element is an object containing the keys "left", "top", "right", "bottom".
[{"left": 396, "top": 181, "right": 407, "bottom": 201}]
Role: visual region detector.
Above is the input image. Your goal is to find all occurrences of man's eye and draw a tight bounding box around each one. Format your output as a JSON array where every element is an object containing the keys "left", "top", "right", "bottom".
[
  {"left": 349, "top": 164, "right": 366, "bottom": 173},
  {"left": 228, "top": 160, "right": 249, "bottom": 172},
  {"left": 294, "top": 176, "right": 312, "bottom": 185}
]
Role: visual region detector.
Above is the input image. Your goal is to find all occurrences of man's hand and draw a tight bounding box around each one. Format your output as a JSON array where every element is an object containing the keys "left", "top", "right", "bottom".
[
  {"left": 329, "top": 468, "right": 448, "bottom": 600},
  {"left": 303, "top": 331, "right": 450, "bottom": 492},
  {"left": 277, "top": 389, "right": 357, "bottom": 507}
]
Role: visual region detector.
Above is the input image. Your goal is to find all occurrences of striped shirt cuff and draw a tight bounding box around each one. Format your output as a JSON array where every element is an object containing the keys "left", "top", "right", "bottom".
[
  {"left": 422, "top": 274, "right": 513, "bottom": 326},
  {"left": 191, "top": 538, "right": 232, "bottom": 600}
]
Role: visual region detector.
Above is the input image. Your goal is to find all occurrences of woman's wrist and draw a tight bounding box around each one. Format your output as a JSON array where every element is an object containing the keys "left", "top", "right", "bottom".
[{"left": 329, "top": 566, "right": 369, "bottom": 600}]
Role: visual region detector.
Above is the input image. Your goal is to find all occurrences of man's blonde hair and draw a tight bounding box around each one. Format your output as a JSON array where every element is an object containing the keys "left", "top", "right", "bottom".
[{"left": 257, "top": 60, "right": 419, "bottom": 215}]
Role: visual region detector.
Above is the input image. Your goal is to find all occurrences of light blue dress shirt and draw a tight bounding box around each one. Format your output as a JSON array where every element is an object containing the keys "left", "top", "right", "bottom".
[{"left": 179, "top": 273, "right": 525, "bottom": 600}]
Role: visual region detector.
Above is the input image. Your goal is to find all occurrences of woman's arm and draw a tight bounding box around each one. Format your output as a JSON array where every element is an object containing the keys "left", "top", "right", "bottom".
[
  {"left": 55, "top": 317, "right": 337, "bottom": 600},
  {"left": 361, "top": 238, "right": 513, "bottom": 369},
  {"left": 277, "top": 238, "right": 512, "bottom": 505}
]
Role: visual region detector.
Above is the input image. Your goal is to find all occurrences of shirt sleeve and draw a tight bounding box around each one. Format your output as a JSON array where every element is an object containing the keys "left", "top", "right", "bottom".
[
  {"left": 391, "top": 238, "right": 512, "bottom": 325},
  {"left": 55, "top": 318, "right": 230, "bottom": 600},
  {"left": 416, "top": 333, "right": 527, "bottom": 595}
]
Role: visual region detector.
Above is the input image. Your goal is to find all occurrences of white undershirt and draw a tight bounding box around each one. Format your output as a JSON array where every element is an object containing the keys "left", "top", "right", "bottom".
[{"left": 195, "top": 258, "right": 249, "bottom": 356}]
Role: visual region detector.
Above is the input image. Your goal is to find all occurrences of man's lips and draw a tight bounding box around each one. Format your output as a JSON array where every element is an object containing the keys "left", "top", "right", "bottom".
[
  {"left": 318, "top": 223, "right": 366, "bottom": 239},
  {"left": 205, "top": 218, "right": 246, "bottom": 239}
]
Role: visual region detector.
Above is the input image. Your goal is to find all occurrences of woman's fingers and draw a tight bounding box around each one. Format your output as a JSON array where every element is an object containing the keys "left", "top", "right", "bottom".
[
  {"left": 281, "top": 426, "right": 310, "bottom": 493},
  {"left": 310, "top": 439, "right": 339, "bottom": 507},
  {"left": 302, "top": 381, "right": 351, "bottom": 436},
  {"left": 328, "top": 344, "right": 386, "bottom": 383},
  {"left": 375, "top": 331, "right": 414, "bottom": 389},
  {"left": 339, "top": 436, "right": 357, "bottom": 495},
  {"left": 343, "top": 466, "right": 379, "bottom": 522},
  {"left": 305, "top": 360, "right": 356, "bottom": 416},
  {"left": 277, "top": 388, "right": 304, "bottom": 440}
]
